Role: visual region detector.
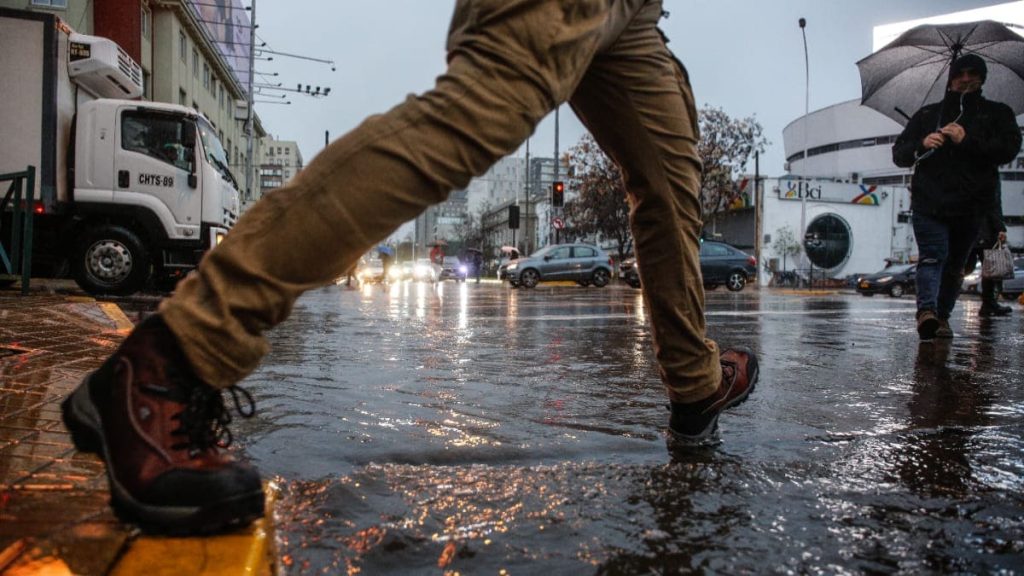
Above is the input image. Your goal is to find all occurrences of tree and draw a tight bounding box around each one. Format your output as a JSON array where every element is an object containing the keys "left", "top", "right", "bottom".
[
  {"left": 698, "top": 106, "right": 768, "bottom": 220},
  {"left": 771, "top": 226, "right": 802, "bottom": 272},
  {"left": 562, "top": 134, "right": 632, "bottom": 264}
]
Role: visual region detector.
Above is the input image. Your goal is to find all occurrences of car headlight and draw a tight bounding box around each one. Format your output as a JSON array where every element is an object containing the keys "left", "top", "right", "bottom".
[
  {"left": 507, "top": 263, "right": 518, "bottom": 271},
  {"left": 877, "top": 275, "right": 892, "bottom": 283},
  {"left": 459, "top": 265, "right": 468, "bottom": 274}
]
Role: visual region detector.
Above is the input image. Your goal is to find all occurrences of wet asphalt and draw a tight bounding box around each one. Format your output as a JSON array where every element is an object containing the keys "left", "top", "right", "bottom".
[{"left": 233, "top": 280, "right": 1024, "bottom": 575}]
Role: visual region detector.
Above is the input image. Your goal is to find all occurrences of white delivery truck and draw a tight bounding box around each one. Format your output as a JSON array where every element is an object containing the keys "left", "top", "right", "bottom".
[{"left": 0, "top": 8, "right": 240, "bottom": 295}]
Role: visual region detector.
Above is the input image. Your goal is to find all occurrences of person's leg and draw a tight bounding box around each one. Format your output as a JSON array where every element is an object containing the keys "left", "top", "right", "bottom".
[
  {"left": 63, "top": 0, "right": 641, "bottom": 533},
  {"left": 568, "top": 1, "right": 755, "bottom": 441},
  {"left": 936, "top": 215, "right": 981, "bottom": 320},
  {"left": 162, "top": 0, "right": 622, "bottom": 388},
  {"left": 912, "top": 212, "right": 948, "bottom": 339}
]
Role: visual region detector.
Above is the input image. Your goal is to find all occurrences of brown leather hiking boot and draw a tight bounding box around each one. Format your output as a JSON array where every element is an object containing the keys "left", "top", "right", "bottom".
[
  {"left": 668, "top": 347, "right": 759, "bottom": 444},
  {"left": 61, "top": 315, "right": 264, "bottom": 534}
]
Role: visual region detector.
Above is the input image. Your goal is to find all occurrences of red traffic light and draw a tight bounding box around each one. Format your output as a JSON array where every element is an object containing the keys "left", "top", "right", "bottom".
[{"left": 551, "top": 181, "right": 564, "bottom": 207}]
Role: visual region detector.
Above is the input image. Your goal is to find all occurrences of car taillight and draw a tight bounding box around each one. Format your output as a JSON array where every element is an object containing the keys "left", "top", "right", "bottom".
[{"left": 748, "top": 256, "right": 756, "bottom": 267}]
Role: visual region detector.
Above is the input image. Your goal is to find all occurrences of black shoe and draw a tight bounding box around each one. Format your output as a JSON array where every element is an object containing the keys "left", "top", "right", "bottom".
[
  {"left": 669, "top": 347, "right": 758, "bottom": 444},
  {"left": 61, "top": 315, "right": 264, "bottom": 534},
  {"left": 916, "top": 309, "right": 939, "bottom": 340},
  {"left": 979, "top": 301, "right": 1012, "bottom": 317}
]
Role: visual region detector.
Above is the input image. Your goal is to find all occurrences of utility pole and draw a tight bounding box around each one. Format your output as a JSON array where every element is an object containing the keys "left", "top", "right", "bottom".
[
  {"left": 553, "top": 106, "right": 560, "bottom": 245},
  {"left": 244, "top": 0, "right": 257, "bottom": 203}
]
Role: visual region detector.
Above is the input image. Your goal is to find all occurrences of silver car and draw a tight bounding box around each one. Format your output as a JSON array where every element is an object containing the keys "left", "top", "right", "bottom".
[
  {"left": 505, "top": 243, "right": 614, "bottom": 289},
  {"left": 999, "top": 257, "right": 1024, "bottom": 299}
]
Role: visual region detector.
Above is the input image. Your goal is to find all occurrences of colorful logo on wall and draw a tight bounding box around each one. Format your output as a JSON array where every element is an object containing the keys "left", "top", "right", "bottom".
[
  {"left": 728, "top": 177, "right": 752, "bottom": 210},
  {"left": 851, "top": 185, "right": 880, "bottom": 205}
]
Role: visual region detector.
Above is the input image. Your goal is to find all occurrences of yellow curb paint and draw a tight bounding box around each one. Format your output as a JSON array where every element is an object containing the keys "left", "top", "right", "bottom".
[
  {"left": 64, "top": 296, "right": 96, "bottom": 303},
  {"left": 110, "top": 482, "right": 278, "bottom": 576},
  {"left": 97, "top": 302, "right": 135, "bottom": 333}
]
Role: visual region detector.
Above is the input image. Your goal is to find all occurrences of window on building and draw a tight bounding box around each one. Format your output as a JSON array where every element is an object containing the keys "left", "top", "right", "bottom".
[
  {"left": 192, "top": 101, "right": 199, "bottom": 112},
  {"left": 219, "top": 85, "right": 225, "bottom": 109},
  {"left": 804, "top": 213, "right": 852, "bottom": 270},
  {"left": 203, "top": 63, "right": 210, "bottom": 89},
  {"left": 179, "top": 31, "right": 187, "bottom": 62},
  {"left": 179, "top": 89, "right": 187, "bottom": 106},
  {"left": 141, "top": 6, "right": 151, "bottom": 40},
  {"left": 142, "top": 70, "right": 151, "bottom": 100},
  {"left": 192, "top": 49, "right": 199, "bottom": 78},
  {"left": 29, "top": 0, "right": 67, "bottom": 8},
  {"left": 285, "top": 148, "right": 290, "bottom": 155}
]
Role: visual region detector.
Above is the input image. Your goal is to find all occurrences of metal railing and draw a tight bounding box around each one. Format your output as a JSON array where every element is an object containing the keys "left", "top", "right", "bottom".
[{"left": 1, "top": 166, "right": 36, "bottom": 295}]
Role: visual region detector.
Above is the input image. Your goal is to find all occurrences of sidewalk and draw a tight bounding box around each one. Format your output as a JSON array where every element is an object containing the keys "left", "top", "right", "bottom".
[{"left": 0, "top": 283, "right": 275, "bottom": 575}]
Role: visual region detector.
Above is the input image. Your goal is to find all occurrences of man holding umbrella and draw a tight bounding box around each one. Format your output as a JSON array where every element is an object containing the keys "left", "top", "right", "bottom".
[{"left": 892, "top": 54, "right": 1022, "bottom": 340}]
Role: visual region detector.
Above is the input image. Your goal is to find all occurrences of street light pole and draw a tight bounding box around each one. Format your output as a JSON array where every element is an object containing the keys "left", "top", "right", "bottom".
[
  {"left": 244, "top": 0, "right": 257, "bottom": 204},
  {"left": 798, "top": 17, "right": 809, "bottom": 274}
]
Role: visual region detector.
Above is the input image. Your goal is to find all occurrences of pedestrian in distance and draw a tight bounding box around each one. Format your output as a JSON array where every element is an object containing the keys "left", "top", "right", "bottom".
[
  {"left": 429, "top": 243, "right": 444, "bottom": 266},
  {"left": 963, "top": 182, "right": 1013, "bottom": 317},
  {"left": 61, "top": 0, "right": 758, "bottom": 536},
  {"left": 892, "top": 54, "right": 1022, "bottom": 341}
]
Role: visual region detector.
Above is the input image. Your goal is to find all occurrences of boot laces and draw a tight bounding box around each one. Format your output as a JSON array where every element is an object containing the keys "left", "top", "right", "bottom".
[{"left": 170, "top": 383, "right": 256, "bottom": 457}]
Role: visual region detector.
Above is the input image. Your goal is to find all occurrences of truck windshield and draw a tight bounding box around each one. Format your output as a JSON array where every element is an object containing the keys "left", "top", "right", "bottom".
[{"left": 198, "top": 118, "right": 237, "bottom": 187}]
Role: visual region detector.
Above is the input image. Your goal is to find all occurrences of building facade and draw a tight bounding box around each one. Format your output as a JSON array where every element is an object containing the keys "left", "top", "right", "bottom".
[{"left": 258, "top": 137, "right": 303, "bottom": 199}]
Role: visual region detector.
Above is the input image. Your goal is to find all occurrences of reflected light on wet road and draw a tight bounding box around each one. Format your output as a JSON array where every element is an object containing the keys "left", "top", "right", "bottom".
[{"left": 245, "top": 285, "right": 1024, "bottom": 574}]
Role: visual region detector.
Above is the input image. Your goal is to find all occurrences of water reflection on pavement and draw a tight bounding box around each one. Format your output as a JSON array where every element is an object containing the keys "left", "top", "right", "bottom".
[{"left": 237, "top": 282, "right": 1024, "bottom": 574}]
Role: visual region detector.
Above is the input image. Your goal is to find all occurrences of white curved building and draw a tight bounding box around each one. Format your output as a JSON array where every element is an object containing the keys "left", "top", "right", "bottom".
[{"left": 783, "top": 100, "right": 1024, "bottom": 248}]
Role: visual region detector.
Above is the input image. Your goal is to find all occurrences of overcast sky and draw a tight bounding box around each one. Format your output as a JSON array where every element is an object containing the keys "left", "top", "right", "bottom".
[{"left": 252, "top": 0, "right": 1012, "bottom": 178}]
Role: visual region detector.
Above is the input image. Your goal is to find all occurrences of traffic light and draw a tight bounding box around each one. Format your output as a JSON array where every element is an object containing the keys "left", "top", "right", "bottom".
[
  {"left": 508, "top": 205, "right": 520, "bottom": 229},
  {"left": 551, "top": 181, "right": 564, "bottom": 207}
]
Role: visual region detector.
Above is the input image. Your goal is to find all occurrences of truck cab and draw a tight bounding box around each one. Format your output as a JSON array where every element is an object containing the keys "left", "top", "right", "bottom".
[{"left": 70, "top": 99, "right": 239, "bottom": 293}]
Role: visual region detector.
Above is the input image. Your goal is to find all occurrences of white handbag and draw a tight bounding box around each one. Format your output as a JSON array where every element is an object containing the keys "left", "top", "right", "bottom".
[{"left": 981, "top": 241, "right": 1014, "bottom": 280}]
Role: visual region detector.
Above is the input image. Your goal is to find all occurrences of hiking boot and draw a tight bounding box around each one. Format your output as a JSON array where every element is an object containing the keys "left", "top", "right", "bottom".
[
  {"left": 979, "top": 301, "right": 1012, "bottom": 317},
  {"left": 668, "top": 347, "right": 758, "bottom": 444},
  {"left": 61, "top": 315, "right": 264, "bottom": 535},
  {"left": 935, "top": 318, "right": 953, "bottom": 339},
  {"left": 916, "top": 309, "right": 939, "bottom": 341}
]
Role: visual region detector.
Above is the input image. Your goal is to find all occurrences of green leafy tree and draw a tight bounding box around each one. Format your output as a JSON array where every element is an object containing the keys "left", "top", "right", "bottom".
[
  {"left": 562, "top": 135, "right": 632, "bottom": 264},
  {"left": 698, "top": 106, "right": 768, "bottom": 219}
]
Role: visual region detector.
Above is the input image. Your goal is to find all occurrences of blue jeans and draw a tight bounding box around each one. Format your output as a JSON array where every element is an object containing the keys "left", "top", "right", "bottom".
[{"left": 913, "top": 211, "right": 981, "bottom": 319}]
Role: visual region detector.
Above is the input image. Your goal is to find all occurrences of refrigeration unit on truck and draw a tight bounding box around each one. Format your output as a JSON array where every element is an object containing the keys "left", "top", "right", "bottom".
[{"left": 0, "top": 8, "right": 240, "bottom": 295}]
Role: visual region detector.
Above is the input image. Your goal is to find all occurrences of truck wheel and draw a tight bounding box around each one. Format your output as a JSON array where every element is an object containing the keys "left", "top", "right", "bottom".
[{"left": 73, "top": 225, "right": 151, "bottom": 295}]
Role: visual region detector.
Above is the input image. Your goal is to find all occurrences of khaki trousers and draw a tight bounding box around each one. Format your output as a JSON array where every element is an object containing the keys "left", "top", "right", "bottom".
[{"left": 160, "top": 0, "right": 721, "bottom": 403}]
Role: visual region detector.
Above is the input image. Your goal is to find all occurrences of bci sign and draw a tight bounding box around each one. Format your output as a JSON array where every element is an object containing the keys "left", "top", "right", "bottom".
[{"left": 779, "top": 180, "right": 823, "bottom": 200}]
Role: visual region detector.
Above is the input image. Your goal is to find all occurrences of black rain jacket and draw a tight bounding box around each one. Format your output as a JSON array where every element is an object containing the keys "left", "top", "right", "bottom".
[{"left": 892, "top": 89, "right": 1021, "bottom": 219}]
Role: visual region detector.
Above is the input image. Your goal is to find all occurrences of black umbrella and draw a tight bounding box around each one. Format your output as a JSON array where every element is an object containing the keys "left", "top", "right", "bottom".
[{"left": 856, "top": 20, "right": 1024, "bottom": 126}]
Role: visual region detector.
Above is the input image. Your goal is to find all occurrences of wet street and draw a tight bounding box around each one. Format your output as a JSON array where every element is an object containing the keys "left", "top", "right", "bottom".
[{"left": 235, "top": 281, "right": 1024, "bottom": 575}]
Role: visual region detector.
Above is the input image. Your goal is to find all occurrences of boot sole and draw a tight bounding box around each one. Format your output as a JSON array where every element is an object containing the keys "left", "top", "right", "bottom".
[
  {"left": 61, "top": 373, "right": 265, "bottom": 534},
  {"left": 668, "top": 347, "right": 759, "bottom": 445}
]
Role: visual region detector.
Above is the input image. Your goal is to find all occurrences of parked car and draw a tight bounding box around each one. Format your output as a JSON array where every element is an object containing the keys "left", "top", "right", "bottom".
[
  {"left": 856, "top": 263, "right": 916, "bottom": 297},
  {"left": 998, "top": 257, "right": 1024, "bottom": 299},
  {"left": 505, "top": 243, "right": 613, "bottom": 288},
  {"left": 412, "top": 258, "right": 441, "bottom": 283},
  {"left": 439, "top": 256, "right": 468, "bottom": 282},
  {"left": 962, "top": 258, "right": 1024, "bottom": 299},
  {"left": 620, "top": 240, "right": 758, "bottom": 292},
  {"left": 961, "top": 263, "right": 982, "bottom": 293}
]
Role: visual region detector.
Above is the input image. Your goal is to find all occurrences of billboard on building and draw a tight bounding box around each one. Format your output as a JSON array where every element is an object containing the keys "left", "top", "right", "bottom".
[{"left": 187, "top": 0, "right": 251, "bottom": 93}]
